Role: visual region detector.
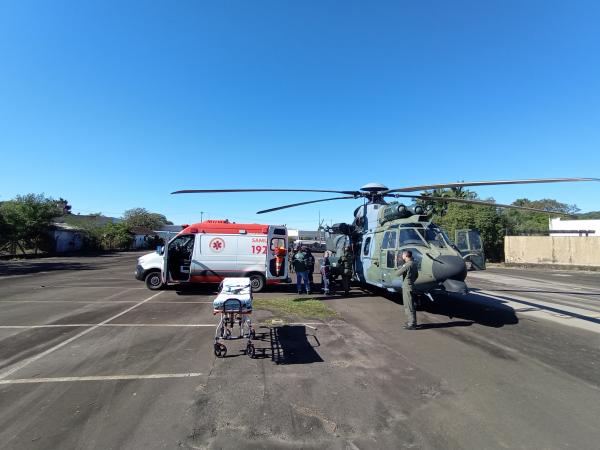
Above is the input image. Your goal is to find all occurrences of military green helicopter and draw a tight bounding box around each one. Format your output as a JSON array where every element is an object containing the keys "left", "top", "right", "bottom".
[{"left": 173, "top": 177, "right": 597, "bottom": 297}]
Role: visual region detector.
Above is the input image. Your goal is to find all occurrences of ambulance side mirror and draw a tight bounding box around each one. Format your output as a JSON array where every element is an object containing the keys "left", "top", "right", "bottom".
[{"left": 156, "top": 245, "right": 165, "bottom": 255}]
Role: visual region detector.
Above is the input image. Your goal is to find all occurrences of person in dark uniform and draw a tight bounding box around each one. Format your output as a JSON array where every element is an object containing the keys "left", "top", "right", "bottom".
[
  {"left": 305, "top": 248, "right": 315, "bottom": 290},
  {"left": 396, "top": 250, "right": 419, "bottom": 330}
]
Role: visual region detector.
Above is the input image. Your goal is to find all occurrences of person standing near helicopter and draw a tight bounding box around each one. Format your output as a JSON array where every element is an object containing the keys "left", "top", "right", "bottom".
[
  {"left": 396, "top": 250, "right": 419, "bottom": 330},
  {"left": 339, "top": 245, "right": 353, "bottom": 295}
]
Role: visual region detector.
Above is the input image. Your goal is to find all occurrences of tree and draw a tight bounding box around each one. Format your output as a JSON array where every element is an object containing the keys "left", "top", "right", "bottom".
[
  {"left": 504, "top": 199, "right": 579, "bottom": 235},
  {"left": 578, "top": 211, "right": 600, "bottom": 219},
  {"left": 0, "top": 194, "right": 62, "bottom": 254},
  {"left": 123, "top": 208, "right": 171, "bottom": 230},
  {"left": 100, "top": 223, "right": 133, "bottom": 250},
  {"left": 415, "top": 188, "right": 507, "bottom": 261},
  {"left": 56, "top": 198, "right": 72, "bottom": 215}
]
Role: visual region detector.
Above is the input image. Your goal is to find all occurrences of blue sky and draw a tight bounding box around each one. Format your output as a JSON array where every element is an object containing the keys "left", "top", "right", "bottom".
[{"left": 1, "top": 0, "right": 599, "bottom": 228}]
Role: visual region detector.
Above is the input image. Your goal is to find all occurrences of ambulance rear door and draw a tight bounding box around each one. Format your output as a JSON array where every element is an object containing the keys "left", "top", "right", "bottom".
[{"left": 266, "top": 226, "right": 289, "bottom": 279}]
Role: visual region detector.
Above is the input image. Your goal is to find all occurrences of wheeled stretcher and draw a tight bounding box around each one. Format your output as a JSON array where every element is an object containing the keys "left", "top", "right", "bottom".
[{"left": 213, "top": 278, "right": 256, "bottom": 358}]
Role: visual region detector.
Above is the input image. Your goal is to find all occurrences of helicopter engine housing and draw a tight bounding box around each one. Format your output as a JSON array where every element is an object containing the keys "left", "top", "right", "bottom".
[{"left": 380, "top": 202, "right": 413, "bottom": 224}]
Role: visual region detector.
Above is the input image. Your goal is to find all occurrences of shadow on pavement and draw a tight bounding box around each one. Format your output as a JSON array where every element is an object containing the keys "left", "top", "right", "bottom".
[
  {"left": 418, "top": 321, "right": 474, "bottom": 330},
  {"left": 244, "top": 325, "right": 323, "bottom": 364},
  {"left": 423, "top": 291, "right": 519, "bottom": 328},
  {"left": 0, "top": 261, "right": 97, "bottom": 276}
]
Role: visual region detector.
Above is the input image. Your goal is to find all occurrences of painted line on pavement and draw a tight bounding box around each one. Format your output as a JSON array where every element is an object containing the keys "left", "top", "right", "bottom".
[
  {"left": 0, "top": 300, "right": 213, "bottom": 304},
  {"left": 0, "top": 324, "right": 216, "bottom": 329},
  {"left": 0, "top": 372, "right": 203, "bottom": 385},
  {"left": 0, "top": 322, "right": 330, "bottom": 329},
  {"left": 0, "top": 291, "right": 164, "bottom": 380},
  {"left": 474, "top": 290, "right": 600, "bottom": 333}
]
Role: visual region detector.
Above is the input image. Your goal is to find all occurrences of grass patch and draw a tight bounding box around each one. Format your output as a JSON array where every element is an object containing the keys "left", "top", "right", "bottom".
[{"left": 254, "top": 297, "right": 339, "bottom": 320}]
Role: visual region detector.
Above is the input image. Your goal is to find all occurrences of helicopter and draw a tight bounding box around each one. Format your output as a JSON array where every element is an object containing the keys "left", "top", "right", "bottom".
[{"left": 172, "top": 177, "right": 598, "bottom": 298}]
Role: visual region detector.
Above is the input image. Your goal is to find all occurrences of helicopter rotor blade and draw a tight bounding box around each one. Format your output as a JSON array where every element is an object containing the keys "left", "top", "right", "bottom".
[
  {"left": 257, "top": 196, "right": 358, "bottom": 214},
  {"left": 390, "top": 194, "right": 575, "bottom": 216},
  {"left": 171, "top": 188, "right": 361, "bottom": 195},
  {"left": 384, "top": 177, "right": 599, "bottom": 194}
]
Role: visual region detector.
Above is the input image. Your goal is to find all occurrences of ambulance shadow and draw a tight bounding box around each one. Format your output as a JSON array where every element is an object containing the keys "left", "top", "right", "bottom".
[
  {"left": 250, "top": 325, "right": 323, "bottom": 364},
  {"left": 174, "top": 284, "right": 220, "bottom": 295}
]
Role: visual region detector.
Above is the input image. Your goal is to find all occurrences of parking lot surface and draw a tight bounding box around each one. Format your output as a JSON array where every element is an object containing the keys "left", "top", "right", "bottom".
[{"left": 1, "top": 253, "right": 599, "bottom": 449}]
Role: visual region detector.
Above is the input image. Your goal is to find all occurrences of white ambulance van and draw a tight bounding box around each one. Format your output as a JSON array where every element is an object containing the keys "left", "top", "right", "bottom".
[{"left": 134, "top": 220, "right": 289, "bottom": 292}]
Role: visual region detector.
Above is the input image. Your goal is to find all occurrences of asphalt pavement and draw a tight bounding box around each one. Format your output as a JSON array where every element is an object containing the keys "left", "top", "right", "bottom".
[{"left": 1, "top": 253, "right": 599, "bottom": 449}]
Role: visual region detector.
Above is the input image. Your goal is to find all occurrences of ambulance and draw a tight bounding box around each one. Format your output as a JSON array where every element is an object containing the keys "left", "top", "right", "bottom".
[{"left": 134, "top": 220, "right": 289, "bottom": 292}]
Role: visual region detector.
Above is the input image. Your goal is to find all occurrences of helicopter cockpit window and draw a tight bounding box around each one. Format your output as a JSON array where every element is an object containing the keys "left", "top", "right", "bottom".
[
  {"left": 399, "top": 228, "right": 426, "bottom": 246},
  {"left": 381, "top": 231, "right": 397, "bottom": 249},
  {"left": 421, "top": 225, "right": 448, "bottom": 248}
]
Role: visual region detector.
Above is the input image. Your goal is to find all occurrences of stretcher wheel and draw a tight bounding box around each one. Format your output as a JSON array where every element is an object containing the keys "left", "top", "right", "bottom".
[
  {"left": 249, "top": 329, "right": 256, "bottom": 340},
  {"left": 225, "top": 328, "right": 231, "bottom": 339},
  {"left": 246, "top": 343, "right": 255, "bottom": 358},
  {"left": 214, "top": 343, "right": 227, "bottom": 358}
]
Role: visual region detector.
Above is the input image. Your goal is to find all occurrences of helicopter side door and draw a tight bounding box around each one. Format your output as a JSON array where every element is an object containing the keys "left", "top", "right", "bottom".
[
  {"left": 379, "top": 229, "right": 398, "bottom": 287},
  {"left": 455, "top": 229, "right": 486, "bottom": 270}
]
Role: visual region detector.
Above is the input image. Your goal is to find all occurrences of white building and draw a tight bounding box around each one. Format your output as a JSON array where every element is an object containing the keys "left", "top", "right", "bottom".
[
  {"left": 549, "top": 218, "right": 599, "bottom": 237},
  {"left": 53, "top": 223, "right": 84, "bottom": 252}
]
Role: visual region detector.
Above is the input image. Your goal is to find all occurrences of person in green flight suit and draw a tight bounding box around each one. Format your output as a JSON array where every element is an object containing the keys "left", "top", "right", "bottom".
[
  {"left": 339, "top": 245, "right": 354, "bottom": 296},
  {"left": 396, "top": 249, "right": 419, "bottom": 330}
]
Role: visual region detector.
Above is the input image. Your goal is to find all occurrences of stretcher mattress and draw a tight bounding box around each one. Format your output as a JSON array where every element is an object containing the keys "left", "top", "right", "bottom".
[{"left": 213, "top": 277, "right": 253, "bottom": 311}]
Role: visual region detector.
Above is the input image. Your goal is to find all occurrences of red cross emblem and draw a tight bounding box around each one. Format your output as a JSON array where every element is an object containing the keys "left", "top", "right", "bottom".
[{"left": 209, "top": 237, "right": 225, "bottom": 252}]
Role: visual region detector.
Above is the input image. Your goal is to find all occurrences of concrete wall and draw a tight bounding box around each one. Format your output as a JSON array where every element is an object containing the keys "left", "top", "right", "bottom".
[{"left": 505, "top": 236, "right": 600, "bottom": 267}]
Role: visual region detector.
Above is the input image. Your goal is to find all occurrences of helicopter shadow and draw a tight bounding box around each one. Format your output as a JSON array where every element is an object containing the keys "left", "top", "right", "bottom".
[
  {"left": 376, "top": 288, "right": 519, "bottom": 328},
  {"left": 423, "top": 290, "right": 519, "bottom": 328}
]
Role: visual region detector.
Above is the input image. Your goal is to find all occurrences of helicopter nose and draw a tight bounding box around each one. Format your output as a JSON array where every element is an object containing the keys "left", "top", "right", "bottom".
[{"left": 431, "top": 255, "right": 467, "bottom": 282}]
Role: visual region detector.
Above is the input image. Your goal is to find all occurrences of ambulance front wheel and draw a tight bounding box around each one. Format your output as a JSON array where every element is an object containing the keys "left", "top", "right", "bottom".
[
  {"left": 248, "top": 274, "right": 265, "bottom": 293},
  {"left": 145, "top": 271, "right": 164, "bottom": 290}
]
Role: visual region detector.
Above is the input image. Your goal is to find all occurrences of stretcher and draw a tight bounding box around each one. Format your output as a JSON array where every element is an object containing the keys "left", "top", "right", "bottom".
[{"left": 212, "top": 277, "right": 256, "bottom": 358}]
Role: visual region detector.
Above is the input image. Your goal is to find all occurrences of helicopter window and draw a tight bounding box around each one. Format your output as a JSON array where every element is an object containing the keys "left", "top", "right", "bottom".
[
  {"left": 381, "top": 231, "right": 397, "bottom": 249},
  {"left": 363, "top": 237, "right": 371, "bottom": 256},
  {"left": 397, "top": 248, "right": 423, "bottom": 270},
  {"left": 455, "top": 231, "right": 469, "bottom": 251},
  {"left": 386, "top": 250, "right": 396, "bottom": 268},
  {"left": 399, "top": 229, "right": 426, "bottom": 246},
  {"left": 468, "top": 230, "right": 483, "bottom": 250},
  {"left": 419, "top": 225, "right": 449, "bottom": 248}
]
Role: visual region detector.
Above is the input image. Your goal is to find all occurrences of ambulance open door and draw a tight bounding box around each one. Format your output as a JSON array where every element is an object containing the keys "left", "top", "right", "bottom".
[{"left": 266, "top": 227, "right": 289, "bottom": 280}]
